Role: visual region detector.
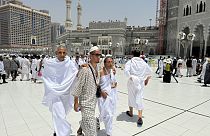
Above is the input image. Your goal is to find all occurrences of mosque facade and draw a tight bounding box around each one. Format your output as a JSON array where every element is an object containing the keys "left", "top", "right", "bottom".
[
  {"left": 56, "top": 0, "right": 159, "bottom": 57},
  {"left": 166, "top": 0, "right": 210, "bottom": 58}
]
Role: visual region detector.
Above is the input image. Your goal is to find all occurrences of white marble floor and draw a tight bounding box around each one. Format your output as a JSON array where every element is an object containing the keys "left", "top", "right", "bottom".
[{"left": 0, "top": 68, "right": 210, "bottom": 136}]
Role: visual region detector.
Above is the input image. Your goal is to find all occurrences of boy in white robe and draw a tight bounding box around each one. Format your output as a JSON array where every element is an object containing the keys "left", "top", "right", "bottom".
[
  {"left": 176, "top": 57, "right": 183, "bottom": 77},
  {"left": 158, "top": 58, "right": 164, "bottom": 78},
  {"left": 192, "top": 57, "right": 197, "bottom": 76},
  {"left": 20, "top": 55, "right": 30, "bottom": 81},
  {"left": 30, "top": 55, "right": 37, "bottom": 82},
  {"left": 42, "top": 46, "right": 78, "bottom": 136},
  {"left": 124, "top": 50, "right": 152, "bottom": 126},
  {"left": 98, "top": 57, "right": 117, "bottom": 136}
]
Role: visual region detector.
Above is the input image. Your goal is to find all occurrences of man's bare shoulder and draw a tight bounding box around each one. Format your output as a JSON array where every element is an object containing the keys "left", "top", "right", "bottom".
[{"left": 100, "top": 69, "right": 105, "bottom": 77}]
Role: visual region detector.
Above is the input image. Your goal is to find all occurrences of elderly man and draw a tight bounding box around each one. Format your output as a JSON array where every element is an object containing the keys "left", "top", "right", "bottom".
[
  {"left": 98, "top": 56, "right": 117, "bottom": 136},
  {"left": 42, "top": 45, "right": 78, "bottom": 136},
  {"left": 72, "top": 46, "right": 101, "bottom": 136},
  {"left": 124, "top": 50, "right": 152, "bottom": 126}
]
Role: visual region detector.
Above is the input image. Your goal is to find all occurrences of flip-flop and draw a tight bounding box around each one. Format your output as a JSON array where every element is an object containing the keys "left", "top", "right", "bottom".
[{"left": 126, "top": 111, "right": 133, "bottom": 117}]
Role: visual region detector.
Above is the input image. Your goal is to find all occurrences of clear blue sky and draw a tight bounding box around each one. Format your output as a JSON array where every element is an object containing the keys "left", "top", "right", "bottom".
[{"left": 21, "top": 0, "right": 157, "bottom": 28}]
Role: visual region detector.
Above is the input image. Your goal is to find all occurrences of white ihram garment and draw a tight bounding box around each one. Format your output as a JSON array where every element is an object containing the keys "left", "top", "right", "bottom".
[
  {"left": 20, "top": 58, "right": 30, "bottom": 74},
  {"left": 124, "top": 57, "right": 152, "bottom": 110},
  {"left": 31, "top": 59, "right": 37, "bottom": 79},
  {"left": 192, "top": 59, "right": 197, "bottom": 75},
  {"left": 158, "top": 60, "right": 164, "bottom": 77},
  {"left": 177, "top": 59, "right": 183, "bottom": 77},
  {"left": 200, "top": 60, "right": 208, "bottom": 80},
  {"left": 98, "top": 72, "right": 117, "bottom": 136},
  {"left": 42, "top": 57, "right": 78, "bottom": 136},
  {"left": 20, "top": 58, "right": 30, "bottom": 80},
  {"left": 0, "top": 61, "right": 6, "bottom": 74}
]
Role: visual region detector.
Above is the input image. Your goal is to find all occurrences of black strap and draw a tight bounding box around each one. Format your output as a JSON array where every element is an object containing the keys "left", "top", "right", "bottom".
[{"left": 88, "top": 64, "right": 97, "bottom": 86}]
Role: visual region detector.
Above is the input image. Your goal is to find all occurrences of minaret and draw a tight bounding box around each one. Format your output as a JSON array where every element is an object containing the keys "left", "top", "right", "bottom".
[
  {"left": 65, "top": 0, "right": 73, "bottom": 31},
  {"left": 77, "top": 0, "right": 82, "bottom": 31}
]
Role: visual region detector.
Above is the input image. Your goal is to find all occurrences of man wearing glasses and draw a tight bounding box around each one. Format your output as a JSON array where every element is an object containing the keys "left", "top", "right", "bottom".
[{"left": 72, "top": 46, "right": 101, "bottom": 136}]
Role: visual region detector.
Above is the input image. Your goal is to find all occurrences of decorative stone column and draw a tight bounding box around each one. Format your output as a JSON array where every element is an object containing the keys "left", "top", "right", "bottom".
[
  {"left": 65, "top": 0, "right": 73, "bottom": 31},
  {"left": 77, "top": 0, "right": 82, "bottom": 30},
  {"left": 204, "top": 34, "right": 208, "bottom": 57}
]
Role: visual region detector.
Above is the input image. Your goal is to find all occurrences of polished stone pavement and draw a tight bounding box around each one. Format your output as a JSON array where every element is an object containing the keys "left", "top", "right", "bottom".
[{"left": 0, "top": 67, "right": 210, "bottom": 136}]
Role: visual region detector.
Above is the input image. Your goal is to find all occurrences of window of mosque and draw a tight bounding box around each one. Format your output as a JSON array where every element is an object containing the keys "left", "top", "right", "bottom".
[
  {"left": 199, "top": 1, "right": 203, "bottom": 12},
  {"left": 203, "top": 2, "right": 206, "bottom": 11},
  {"left": 183, "top": 5, "right": 192, "bottom": 16},
  {"left": 196, "top": 1, "right": 206, "bottom": 13}
]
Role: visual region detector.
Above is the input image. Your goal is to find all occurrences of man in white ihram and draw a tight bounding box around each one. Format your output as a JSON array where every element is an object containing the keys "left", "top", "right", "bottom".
[
  {"left": 42, "top": 45, "right": 78, "bottom": 136},
  {"left": 158, "top": 57, "right": 163, "bottom": 78},
  {"left": 124, "top": 50, "right": 152, "bottom": 126}
]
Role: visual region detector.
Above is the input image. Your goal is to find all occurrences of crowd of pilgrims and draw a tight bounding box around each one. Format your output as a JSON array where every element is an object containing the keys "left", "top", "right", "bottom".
[
  {"left": 0, "top": 50, "right": 210, "bottom": 136},
  {"left": 156, "top": 56, "right": 210, "bottom": 86},
  {"left": 0, "top": 53, "right": 210, "bottom": 86},
  {"left": 0, "top": 53, "right": 87, "bottom": 84}
]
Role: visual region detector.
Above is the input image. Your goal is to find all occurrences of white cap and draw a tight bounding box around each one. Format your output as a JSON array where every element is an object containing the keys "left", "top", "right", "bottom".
[
  {"left": 106, "top": 54, "right": 112, "bottom": 57},
  {"left": 140, "top": 55, "right": 145, "bottom": 58},
  {"left": 89, "top": 46, "right": 100, "bottom": 53},
  {"left": 166, "top": 59, "right": 172, "bottom": 64},
  {"left": 208, "top": 58, "right": 210, "bottom": 63}
]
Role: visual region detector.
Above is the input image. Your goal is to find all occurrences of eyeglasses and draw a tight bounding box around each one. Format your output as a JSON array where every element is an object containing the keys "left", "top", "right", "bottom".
[{"left": 92, "top": 54, "right": 101, "bottom": 57}]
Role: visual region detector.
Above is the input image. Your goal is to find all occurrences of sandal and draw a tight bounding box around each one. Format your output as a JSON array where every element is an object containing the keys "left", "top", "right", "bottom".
[
  {"left": 77, "top": 127, "right": 83, "bottom": 136},
  {"left": 126, "top": 111, "right": 133, "bottom": 117}
]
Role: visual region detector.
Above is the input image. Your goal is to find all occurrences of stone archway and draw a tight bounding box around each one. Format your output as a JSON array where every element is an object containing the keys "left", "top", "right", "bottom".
[
  {"left": 207, "top": 36, "right": 210, "bottom": 57},
  {"left": 206, "top": 26, "right": 210, "bottom": 57},
  {"left": 193, "top": 24, "right": 205, "bottom": 58},
  {"left": 149, "top": 48, "right": 155, "bottom": 55}
]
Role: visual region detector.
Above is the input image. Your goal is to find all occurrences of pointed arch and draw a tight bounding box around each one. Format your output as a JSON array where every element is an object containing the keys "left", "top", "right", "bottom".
[
  {"left": 193, "top": 24, "right": 206, "bottom": 58},
  {"left": 149, "top": 48, "right": 155, "bottom": 55}
]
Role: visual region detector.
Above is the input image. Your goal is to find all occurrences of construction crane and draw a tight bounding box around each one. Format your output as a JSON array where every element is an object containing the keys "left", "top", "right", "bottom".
[
  {"left": 155, "top": 0, "right": 159, "bottom": 27},
  {"left": 156, "top": 0, "right": 167, "bottom": 54}
]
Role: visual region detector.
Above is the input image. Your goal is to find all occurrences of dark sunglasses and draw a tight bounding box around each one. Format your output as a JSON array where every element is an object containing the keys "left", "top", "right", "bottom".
[{"left": 92, "top": 54, "right": 101, "bottom": 57}]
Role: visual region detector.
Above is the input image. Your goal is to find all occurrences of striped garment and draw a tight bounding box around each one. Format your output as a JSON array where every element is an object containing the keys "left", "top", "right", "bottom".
[{"left": 72, "top": 64, "right": 98, "bottom": 136}]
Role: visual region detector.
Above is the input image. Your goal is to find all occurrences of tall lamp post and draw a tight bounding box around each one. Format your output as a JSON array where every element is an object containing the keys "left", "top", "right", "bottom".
[
  {"left": 113, "top": 43, "right": 120, "bottom": 57},
  {"left": 134, "top": 38, "right": 149, "bottom": 54},
  {"left": 187, "top": 33, "right": 195, "bottom": 57},
  {"left": 149, "top": 19, "right": 152, "bottom": 28},
  {"left": 139, "top": 39, "right": 148, "bottom": 54},
  {"left": 108, "top": 42, "right": 112, "bottom": 56},
  {"left": 177, "top": 32, "right": 195, "bottom": 59},
  {"left": 108, "top": 42, "right": 119, "bottom": 57},
  {"left": 177, "top": 32, "right": 186, "bottom": 57}
]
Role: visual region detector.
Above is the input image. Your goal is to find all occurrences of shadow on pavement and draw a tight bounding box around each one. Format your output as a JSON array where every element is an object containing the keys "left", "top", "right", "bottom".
[{"left": 116, "top": 112, "right": 138, "bottom": 123}]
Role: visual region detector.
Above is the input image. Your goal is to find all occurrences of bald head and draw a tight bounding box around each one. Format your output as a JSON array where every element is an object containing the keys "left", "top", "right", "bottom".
[
  {"left": 56, "top": 45, "right": 66, "bottom": 50},
  {"left": 56, "top": 45, "right": 67, "bottom": 61}
]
